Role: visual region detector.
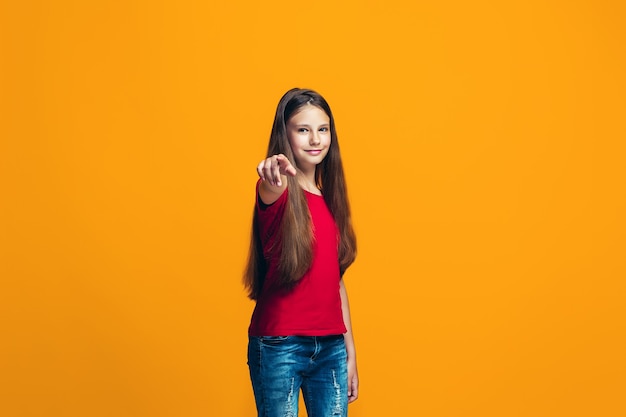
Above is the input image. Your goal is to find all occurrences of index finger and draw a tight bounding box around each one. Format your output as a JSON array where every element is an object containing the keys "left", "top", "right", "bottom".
[{"left": 276, "top": 154, "right": 297, "bottom": 177}]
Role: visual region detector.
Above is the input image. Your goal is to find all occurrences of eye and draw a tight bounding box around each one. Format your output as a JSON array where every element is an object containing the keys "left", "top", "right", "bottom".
[
  {"left": 319, "top": 127, "right": 329, "bottom": 133},
  {"left": 298, "top": 128, "right": 309, "bottom": 133}
]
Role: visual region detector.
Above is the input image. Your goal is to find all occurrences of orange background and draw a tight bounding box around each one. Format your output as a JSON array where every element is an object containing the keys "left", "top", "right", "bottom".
[{"left": 1, "top": 1, "right": 625, "bottom": 416}]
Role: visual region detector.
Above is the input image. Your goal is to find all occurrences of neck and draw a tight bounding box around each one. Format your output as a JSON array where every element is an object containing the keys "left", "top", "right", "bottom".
[{"left": 298, "top": 170, "right": 320, "bottom": 194}]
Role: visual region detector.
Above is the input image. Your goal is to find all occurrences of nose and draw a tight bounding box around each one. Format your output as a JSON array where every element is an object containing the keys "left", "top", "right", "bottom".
[{"left": 310, "top": 131, "right": 321, "bottom": 145}]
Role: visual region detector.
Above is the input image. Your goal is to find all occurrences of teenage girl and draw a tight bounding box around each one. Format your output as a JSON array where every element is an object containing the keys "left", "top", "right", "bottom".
[{"left": 244, "top": 88, "right": 358, "bottom": 417}]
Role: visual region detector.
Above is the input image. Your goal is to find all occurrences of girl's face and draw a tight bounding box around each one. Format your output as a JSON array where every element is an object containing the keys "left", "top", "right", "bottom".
[{"left": 286, "top": 105, "right": 331, "bottom": 172}]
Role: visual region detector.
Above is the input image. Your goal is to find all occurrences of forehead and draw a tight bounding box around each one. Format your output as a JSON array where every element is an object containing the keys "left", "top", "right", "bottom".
[{"left": 287, "top": 105, "right": 330, "bottom": 125}]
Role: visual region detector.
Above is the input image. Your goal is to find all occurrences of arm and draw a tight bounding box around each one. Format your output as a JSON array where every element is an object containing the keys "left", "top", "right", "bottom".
[
  {"left": 340, "top": 279, "right": 359, "bottom": 403},
  {"left": 256, "top": 153, "right": 297, "bottom": 204}
]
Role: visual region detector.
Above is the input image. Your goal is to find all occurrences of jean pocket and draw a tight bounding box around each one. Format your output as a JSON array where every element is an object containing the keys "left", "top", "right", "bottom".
[{"left": 259, "top": 335, "right": 291, "bottom": 346}]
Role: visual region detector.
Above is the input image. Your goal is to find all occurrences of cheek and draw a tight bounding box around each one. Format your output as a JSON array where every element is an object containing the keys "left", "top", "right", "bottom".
[{"left": 286, "top": 133, "right": 299, "bottom": 150}]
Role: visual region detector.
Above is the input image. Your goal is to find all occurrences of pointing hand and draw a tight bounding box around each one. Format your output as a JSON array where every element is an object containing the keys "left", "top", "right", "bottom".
[{"left": 257, "top": 154, "right": 297, "bottom": 187}]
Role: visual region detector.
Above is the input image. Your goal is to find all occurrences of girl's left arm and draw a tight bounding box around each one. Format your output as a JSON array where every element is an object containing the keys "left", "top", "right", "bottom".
[{"left": 340, "top": 279, "right": 359, "bottom": 403}]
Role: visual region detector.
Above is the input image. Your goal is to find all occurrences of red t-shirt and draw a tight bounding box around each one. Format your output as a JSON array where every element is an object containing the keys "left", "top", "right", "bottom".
[{"left": 248, "top": 182, "right": 347, "bottom": 336}]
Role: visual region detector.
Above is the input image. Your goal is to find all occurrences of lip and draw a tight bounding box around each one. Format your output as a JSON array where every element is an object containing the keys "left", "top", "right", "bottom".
[{"left": 305, "top": 149, "right": 323, "bottom": 155}]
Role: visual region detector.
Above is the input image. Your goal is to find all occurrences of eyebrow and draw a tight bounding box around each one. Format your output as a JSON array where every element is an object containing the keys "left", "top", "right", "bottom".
[{"left": 292, "top": 123, "right": 330, "bottom": 127}]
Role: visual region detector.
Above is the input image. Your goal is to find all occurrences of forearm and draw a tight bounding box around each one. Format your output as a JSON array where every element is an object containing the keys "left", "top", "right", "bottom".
[
  {"left": 258, "top": 174, "right": 288, "bottom": 204},
  {"left": 339, "top": 279, "right": 356, "bottom": 360}
]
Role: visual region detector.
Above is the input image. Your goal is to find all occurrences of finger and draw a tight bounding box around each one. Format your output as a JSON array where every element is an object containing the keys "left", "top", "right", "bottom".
[
  {"left": 347, "top": 373, "right": 353, "bottom": 398},
  {"left": 348, "top": 379, "right": 358, "bottom": 403},
  {"left": 284, "top": 163, "right": 297, "bottom": 177},
  {"left": 276, "top": 154, "right": 297, "bottom": 177},
  {"left": 263, "top": 158, "right": 275, "bottom": 185},
  {"left": 272, "top": 156, "right": 282, "bottom": 186},
  {"left": 257, "top": 160, "right": 266, "bottom": 181}
]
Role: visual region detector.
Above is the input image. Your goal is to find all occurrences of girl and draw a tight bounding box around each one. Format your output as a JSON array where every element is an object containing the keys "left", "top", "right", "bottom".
[{"left": 244, "top": 88, "right": 358, "bottom": 417}]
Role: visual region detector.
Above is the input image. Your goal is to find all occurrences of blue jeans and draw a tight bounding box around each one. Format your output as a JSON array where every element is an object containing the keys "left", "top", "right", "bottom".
[{"left": 248, "top": 335, "right": 348, "bottom": 417}]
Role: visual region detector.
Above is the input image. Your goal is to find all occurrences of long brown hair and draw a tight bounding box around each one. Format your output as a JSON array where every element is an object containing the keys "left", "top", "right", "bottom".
[{"left": 243, "top": 88, "right": 357, "bottom": 300}]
